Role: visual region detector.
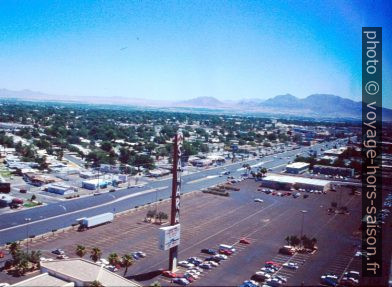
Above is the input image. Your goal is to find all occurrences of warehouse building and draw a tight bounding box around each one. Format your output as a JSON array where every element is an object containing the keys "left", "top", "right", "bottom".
[
  {"left": 82, "top": 179, "right": 110, "bottom": 190},
  {"left": 313, "top": 165, "right": 354, "bottom": 177},
  {"left": 285, "top": 162, "right": 310, "bottom": 174},
  {"left": 47, "top": 183, "right": 75, "bottom": 195},
  {"left": 261, "top": 174, "right": 331, "bottom": 191}
]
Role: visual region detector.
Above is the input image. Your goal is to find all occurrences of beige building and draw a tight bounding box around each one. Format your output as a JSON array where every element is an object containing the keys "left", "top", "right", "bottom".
[{"left": 12, "top": 258, "right": 141, "bottom": 287}]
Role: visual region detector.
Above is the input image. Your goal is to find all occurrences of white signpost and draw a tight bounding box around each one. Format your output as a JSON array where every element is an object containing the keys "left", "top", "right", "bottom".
[{"left": 159, "top": 224, "right": 181, "bottom": 251}]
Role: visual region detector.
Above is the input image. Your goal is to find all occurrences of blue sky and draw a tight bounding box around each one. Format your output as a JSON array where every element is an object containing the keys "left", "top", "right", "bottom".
[{"left": 0, "top": 0, "right": 391, "bottom": 107}]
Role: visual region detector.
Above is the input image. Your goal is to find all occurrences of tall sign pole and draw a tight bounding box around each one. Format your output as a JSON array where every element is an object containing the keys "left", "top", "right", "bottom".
[{"left": 169, "top": 132, "right": 183, "bottom": 271}]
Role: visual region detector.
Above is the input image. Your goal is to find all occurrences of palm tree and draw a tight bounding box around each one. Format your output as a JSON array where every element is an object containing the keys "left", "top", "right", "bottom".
[
  {"left": 150, "top": 281, "right": 161, "bottom": 287},
  {"left": 9, "top": 242, "right": 21, "bottom": 258},
  {"left": 76, "top": 245, "right": 86, "bottom": 258},
  {"left": 122, "top": 254, "right": 133, "bottom": 276},
  {"left": 285, "top": 236, "right": 290, "bottom": 246},
  {"left": 89, "top": 280, "right": 103, "bottom": 287},
  {"left": 90, "top": 247, "right": 102, "bottom": 262},
  {"left": 108, "top": 252, "right": 119, "bottom": 266},
  {"left": 16, "top": 257, "right": 29, "bottom": 275},
  {"left": 29, "top": 250, "right": 41, "bottom": 264}
]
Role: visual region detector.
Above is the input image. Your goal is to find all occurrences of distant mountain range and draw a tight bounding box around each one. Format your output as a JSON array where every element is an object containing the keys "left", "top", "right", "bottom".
[{"left": 1, "top": 88, "right": 391, "bottom": 121}]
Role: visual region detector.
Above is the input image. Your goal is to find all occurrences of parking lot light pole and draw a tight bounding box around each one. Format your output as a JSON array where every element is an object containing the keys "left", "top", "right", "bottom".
[
  {"left": 300, "top": 210, "right": 307, "bottom": 248},
  {"left": 25, "top": 217, "right": 31, "bottom": 253}
]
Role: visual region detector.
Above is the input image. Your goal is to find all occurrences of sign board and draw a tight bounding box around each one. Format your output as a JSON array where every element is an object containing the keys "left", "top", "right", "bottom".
[{"left": 159, "top": 224, "right": 181, "bottom": 251}]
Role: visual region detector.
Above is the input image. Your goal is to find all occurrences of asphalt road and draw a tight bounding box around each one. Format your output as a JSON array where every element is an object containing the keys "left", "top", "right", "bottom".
[{"left": 0, "top": 138, "right": 347, "bottom": 245}]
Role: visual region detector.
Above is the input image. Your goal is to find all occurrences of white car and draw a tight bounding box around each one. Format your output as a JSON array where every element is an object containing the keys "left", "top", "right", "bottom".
[
  {"left": 214, "top": 254, "right": 228, "bottom": 260},
  {"left": 255, "top": 271, "right": 271, "bottom": 279},
  {"left": 185, "top": 271, "right": 199, "bottom": 279},
  {"left": 283, "top": 262, "right": 299, "bottom": 270},
  {"left": 106, "top": 265, "right": 118, "bottom": 272},
  {"left": 260, "top": 267, "right": 276, "bottom": 274},
  {"left": 187, "top": 269, "right": 201, "bottom": 276},
  {"left": 254, "top": 198, "right": 264, "bottom": 203},
  {"left": 205, "top": 260, "right": 219, "bottom": 267},
  {"left": 178, "top": 260, "right": 195, "bottom": 268},
  {"left": 100, "top": 258, "right": 109, "bottom": 265}
]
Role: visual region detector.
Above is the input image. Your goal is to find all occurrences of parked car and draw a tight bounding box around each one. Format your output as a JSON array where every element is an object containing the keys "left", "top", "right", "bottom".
[
  {"left": 51, "top": 249, "right": 64, "bottom": 255},
  {"left": 199, "top": 263, "right": 212, "bottom": 269},
  {"left": 178, "top": 260, "right": 195, "bottom": 268},
  {"left": 205, "top": 260, "right": 219, "bottom": 267},
  {"left": 201, "top": 248, "right": 217, "bottom": 255},
  {"left": 254, "top": 198, "right": 264, "bottom": 203},
  {"left": 214, "top": 254, "right": 228, "bottom": 260},
  {"left": 283, "top": 262, "right": 299, "bottom": 269},
  {"left": 172, "top": 278, "right": 190, "bottom": 286},
  {"left": 57, "top": 254, "right": 69, "bottom": 260},
  {"left": 219, "top": 249, "right": 233, "bottom": 256},
  {"left": 162, "top": 271, "right": 182, "bottom": 278},
  {"left": 240, "top": 238, "right": 251, "bottom": 244}
]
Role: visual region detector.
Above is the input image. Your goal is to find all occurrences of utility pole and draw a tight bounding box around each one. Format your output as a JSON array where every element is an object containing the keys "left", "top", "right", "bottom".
[{"left": 169, "top": 132, "right": 183, "bottom": 271}]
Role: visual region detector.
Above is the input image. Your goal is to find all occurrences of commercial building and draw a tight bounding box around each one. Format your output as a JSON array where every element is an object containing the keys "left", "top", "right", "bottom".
[
  {"left": 313, "top": 165, "right": 354, "bottom": 177},
  {"left": 324, "top": 147, "right": 347, "bottom": 156},
  {"left": 12, "top": 258, "right": 141, "bottom": 287},
  {"left": 261, "top": 174, "right": 331, "bottom": 191},
  {"left": 285, "top": 162, "right": 310, "bottom": 174},
  {"left": 47, "top": 183, "right": 75, "bottom": 195},
  {"left": 82, "top": 179, "right": 110, "bottom": 190}
]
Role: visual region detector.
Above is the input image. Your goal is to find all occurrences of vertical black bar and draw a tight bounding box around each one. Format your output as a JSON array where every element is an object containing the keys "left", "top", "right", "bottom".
[
  {"left": 362, "top": 27, "right": 382, "bottom": 277},
  {"left": 169, "top": 133, "right": 179, "bottom": 271}
]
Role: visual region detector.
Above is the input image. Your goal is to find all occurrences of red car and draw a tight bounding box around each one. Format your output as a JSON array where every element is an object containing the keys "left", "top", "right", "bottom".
[
  {"left": 219, "top": 249, "right": 233, "bottom": 256},
  {"left": 162, "top": 271, "right": 182, "bottom": 278},
  {"left": 265, "top": 261, "right": 281, "bottom": 267},
  {"left": 240, "top": 238, "right": 251, "bottom": 244}
]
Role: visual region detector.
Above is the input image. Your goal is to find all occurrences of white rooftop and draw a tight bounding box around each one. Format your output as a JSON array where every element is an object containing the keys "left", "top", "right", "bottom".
[
  {"left": 263, "top": 174, "right": 331, "bottom": 187},
  {"left": 286, "top": 162, "right": 310, "bottom": 169},
  {"left": 41, "top": 258, "right": 140, "bottom": 286}
]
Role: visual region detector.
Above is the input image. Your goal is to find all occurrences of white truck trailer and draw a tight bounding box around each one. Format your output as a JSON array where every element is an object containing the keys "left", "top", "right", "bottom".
[{"left": 78, "top": 212, "right": 114, "bottom": 229}]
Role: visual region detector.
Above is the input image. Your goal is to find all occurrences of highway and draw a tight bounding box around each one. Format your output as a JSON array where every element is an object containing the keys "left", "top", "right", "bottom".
[{"left": 0, "top": 139, "right": 346, "bottom": 245}]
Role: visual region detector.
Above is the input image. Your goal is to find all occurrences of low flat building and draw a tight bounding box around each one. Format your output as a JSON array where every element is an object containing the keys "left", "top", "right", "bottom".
[
  {"left": 82, "top": 179, "right": 110, "bottom": 190},
  {"left": 40, "top": 258, "right": 140, "bottom": 286},
  {"left": 47, "top": 183, "right": 75, "bottom": 195},
  {"left": 313, "top": 165, "right": 354, "bottom": 177},
  {"left": 286, "top": 162, "right": 310, "bottom": 174},
  {"left": 12, "top": 272, "right": 74, "bottom": 287},
  {"left": 261, "top": 174, "right": 331, "bottom": 191}
]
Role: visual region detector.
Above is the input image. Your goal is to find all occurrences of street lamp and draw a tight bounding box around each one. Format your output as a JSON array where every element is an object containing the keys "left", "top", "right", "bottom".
[
  {"left": 25, "top": 217, "right": 31, "bottom": 253},
  {"left": 300, "top": 210, "right": 307, "bottom": 248}
]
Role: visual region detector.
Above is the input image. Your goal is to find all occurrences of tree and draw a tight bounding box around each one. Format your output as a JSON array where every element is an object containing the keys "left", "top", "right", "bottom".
[
  {"left": 31, "top": 194, "right": 37, "bottom": 201},
  {"left": 16, "top": 257, "right": 29, "bottom": 275},
  {"left": 108, "top": 252, "right": 119, "bottom": 266},
  {"left": 122, "top": 254, "right": 134, "bottom": 276},
  {"left": 150, "top": 281, "right": 161, "bottom": 287},
  {"left": 9, "top": 242, "right": 21, "bottom": 259},
  {"left": 285, "top": 236, "right": 290, "bottom": 246},
  {"left": 156, "top": 212, "right": 168, "bottom": 224},
  {"left": 90, "top": 247, "right": 102, "bottom": 262},
  {"left": 29, "top": 250, "right": 41, "bottom": 265},
  {"left": 76, "top": 245, "right": 86, "bottom": 258},
  {"left": 101, "top": 141, "right": 113, "bottom": 152},
  {"left": 146, "top": 210, "right": 157, "bottom": 222},
  {"left": 89, "top": 280, "right": 104, "bottom": 287}
]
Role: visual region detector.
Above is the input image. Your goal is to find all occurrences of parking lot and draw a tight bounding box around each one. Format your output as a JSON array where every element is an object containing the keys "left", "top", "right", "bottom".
[{"left": 0, "top": 178, "right": 365, "bottom": 286}]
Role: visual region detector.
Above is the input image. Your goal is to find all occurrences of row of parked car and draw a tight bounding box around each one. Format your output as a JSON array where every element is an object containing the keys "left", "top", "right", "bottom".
[
  {"left": 320, "top": 270, "right": 360, "bottom": 286},
  {"left": 241, "top": 260, "right": 291, "bottom": 287},
  {"left": 163, "top": 241, "right": 250, "bottom": 285}
]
